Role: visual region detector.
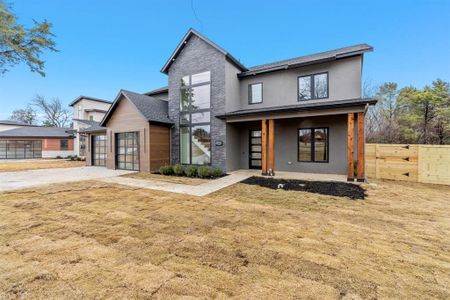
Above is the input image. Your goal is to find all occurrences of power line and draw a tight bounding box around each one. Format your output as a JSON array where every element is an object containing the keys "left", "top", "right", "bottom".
[{"left": 190, "top": 0, "right": 204, "bottom": 32}]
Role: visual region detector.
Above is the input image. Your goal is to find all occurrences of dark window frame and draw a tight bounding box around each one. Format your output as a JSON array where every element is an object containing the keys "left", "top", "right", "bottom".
[
  {"left": 179, "top": 71, "right": 212, "bottom": 166},
  {"left": 60, "top": 139, "right": 69, "bottom": 151},
  {"left": 297, "top": 72, "right": 329, "bottom": 101},
  {"left": 248, "top": 129, "right": 262, "bottom": 169},
  {"left": 297, "top": 127, "right": 329, "bottom": 163},
  {"left": 115, "top": 131, "right": 140, "bottom": 171},
  {"left": 248, "top": 82, "right": 263, "bottom": 104}
]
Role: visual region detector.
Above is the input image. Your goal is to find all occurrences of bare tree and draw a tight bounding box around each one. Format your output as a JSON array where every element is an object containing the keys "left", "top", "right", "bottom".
[
  {"left": 31, "top": 94, "right": 70, "bottom": 127},
  {"left": 9, "top": 106, "right": 37, "bottom": 124}
]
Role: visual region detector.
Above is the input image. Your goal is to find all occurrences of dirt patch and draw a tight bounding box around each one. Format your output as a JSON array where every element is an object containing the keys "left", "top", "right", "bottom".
[
  {"left": 0, "top": 179, "right": 449, "bottom": 298},
  {"left": 0, "top": 160, "right": 84, "bottom": 172},
  {"left": 241, "top": 176, "right": 366, "bottom": 199},
  {"left": 123, "top": 172, "right": 210, "bottom": 185}
]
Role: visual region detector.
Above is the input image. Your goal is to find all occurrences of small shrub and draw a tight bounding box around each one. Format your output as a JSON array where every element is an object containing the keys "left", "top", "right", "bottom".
[
  {"left": 173, "top": 164, "right": 184, "bottom": 176},
  {"left": 210, "top": 167, "right": 223, "bottom": 178},
  {"left": 197, "top": 166, "right": 210, "bottom": 178},
  {"left": 159, "top": 165, "right": 173, "bottom": 175},
  {"left": 56, "top": 155, "right": 62, "bottom": 159},
  {"left": 185, "top": 165, "right": 198, "bottom": 177}
]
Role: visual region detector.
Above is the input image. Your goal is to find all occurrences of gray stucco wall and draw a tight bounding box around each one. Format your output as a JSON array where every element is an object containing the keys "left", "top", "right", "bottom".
[
  {"left": 167, "top": 35, "right": 227, "bottom": 170},
  {"left": 235, "top": 115, "right": 348, "bottom": 174},
  {"left": 235, "top": 56, "right": 362, "bottom": 112}
]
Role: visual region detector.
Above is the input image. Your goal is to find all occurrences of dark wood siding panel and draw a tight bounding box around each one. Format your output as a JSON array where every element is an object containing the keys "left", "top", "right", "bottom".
[{"left": 149, "top": 124, "right": 170, "bottom": 172}]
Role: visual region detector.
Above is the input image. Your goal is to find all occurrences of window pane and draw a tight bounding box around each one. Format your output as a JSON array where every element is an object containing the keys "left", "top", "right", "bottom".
[
  {"left": 250, "top": 83, "right": 262, "bottom": 103},
  {"left": 191, "top": 111, "right": 210, "bottom": 124},
  {"left": 251, "top": 130, "right": 261, "bottom": 137},
  {"left": 298, "top": 76, "right": 312, "bottom": 100},
  {"left": 180, "top": 88, "right": 190, "bottom": 111},
  {"left": 298, "top": 129, "right": 312, "bottom": 161},
  {"left": 314, "top": 73, "right": 328, "bottom": 98},
  {"left": 191, "top": 125, "right": 210, "bottom": 165},
  {"left": 181, "top": 75, "right": 190, "bottom": 87},
  {"left": 314, "top": 128, "right": 328, "bottom": 161},
  {"left": 191, "top": 71, "right": 210, "bottom": 85},
  {"left": 180, "top": 127, "right": 190, "bottom": 164},
  {"left": 180, "top": 113, "right": 190, "bottom": 125},
  {"left": 191, "top": 84, "right": 210, "bottom": 110}
]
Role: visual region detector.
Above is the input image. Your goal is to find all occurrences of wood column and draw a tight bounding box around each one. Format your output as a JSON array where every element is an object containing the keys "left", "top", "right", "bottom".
[
  {"left": 268, "top": 119, "right": 275, "bottom": 175},
  {"left": 347, "top": 113, "right": 355, "bottom": 181},
  {"left": 356, "top": 112, "right": 365, "bottom": 182},
  {"left": 261, "top": 119, "right": 267, "bottom": 175}
]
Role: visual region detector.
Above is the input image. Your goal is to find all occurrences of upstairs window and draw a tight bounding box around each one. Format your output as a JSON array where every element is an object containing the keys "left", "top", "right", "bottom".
[
  {"left": 298, "top": 128, "right": 328, "bottom": 162},
  {"left": 248, "top": 83, "right": 263, "bottom": 104},
  {"left": 298, "top": 72, "right": 328, "bottom": 100}
]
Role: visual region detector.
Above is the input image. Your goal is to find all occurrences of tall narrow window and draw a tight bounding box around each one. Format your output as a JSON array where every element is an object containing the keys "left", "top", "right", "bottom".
[
  {"left": 248, "top": 83, "right": 263, "bottom": 104},
  {"left": 179, "top": 71, "right": 211, "bottom": 165},
  {"left": 298, "top": 73, "right": 328, "bottom": 100},
  {"left": 60, "top": 139, "right": 69, "bottom": 151},
  {"left": 298, "top": 128, "right": 328, "bottom": 162}
]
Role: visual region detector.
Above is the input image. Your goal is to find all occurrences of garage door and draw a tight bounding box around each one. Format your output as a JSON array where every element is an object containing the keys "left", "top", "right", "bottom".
[
  {"left": 92, "top": 135, "right": 107, "bottom": 166},
  {"left": 115, "top": 132, "right": 139, "bottom": 170},
  {"left": 0, "top": 140, "right": 42, "bottom": 159}
]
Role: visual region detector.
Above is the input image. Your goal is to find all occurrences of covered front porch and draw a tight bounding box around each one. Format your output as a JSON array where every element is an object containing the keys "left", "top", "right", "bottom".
[{"left": 224, "top": 110, "right": 367, "bottom": 182}]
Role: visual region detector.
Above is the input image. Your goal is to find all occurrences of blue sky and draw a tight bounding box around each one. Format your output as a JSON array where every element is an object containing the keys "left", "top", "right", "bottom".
[{"left": 1, "top": 0, "right": 449, "bottom": 119}]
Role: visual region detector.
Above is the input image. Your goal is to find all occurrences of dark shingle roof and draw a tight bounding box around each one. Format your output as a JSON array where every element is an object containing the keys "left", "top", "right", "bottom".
[
  {"left": 144, "top": 86, "right": 168, "bottom": 96},
  {"left": 69, "top": 96, "right": 112, "bottom": 107},
  {"left": 101, "top": 90, "right": 173, "bottom": 126},
  {"left": 0, "top": 126, "right": 73, "bottom": 138},
  {"left": 0, "top": 120, "right": 39, "bottom": 127},
  {"left": 76, "top": 120, "right": 106, "bottom": 133},
  {"left": 238, "top": 44, "right": 373, "bottom": 77},
  {"left": 216, "top": 98, "right": 378, "bottom": 119}
]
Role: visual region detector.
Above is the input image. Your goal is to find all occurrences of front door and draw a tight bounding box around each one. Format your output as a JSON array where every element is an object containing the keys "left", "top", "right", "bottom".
[
  {"left": 115, "top": 132, "right": 139, "bottom": 171},
  {"left": 92, "top": 135, "right": 106, "bottom": 166},
  {"left": 249, "top": 130, "right": 262, "bottom": 169}
]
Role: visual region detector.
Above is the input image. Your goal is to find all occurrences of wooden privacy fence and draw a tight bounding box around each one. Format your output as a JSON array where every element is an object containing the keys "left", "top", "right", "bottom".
[{"left": 365, "top": 144, "right": 450, "bottom": 185}]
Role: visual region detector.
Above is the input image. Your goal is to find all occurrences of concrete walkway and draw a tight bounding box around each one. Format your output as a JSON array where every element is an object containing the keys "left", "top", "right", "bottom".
[
  {"left": 99, "top": 170, "right": 253, "bottom": 196},
  {"left": 0, "top": 167, "right": 134, "bottom": 191}
]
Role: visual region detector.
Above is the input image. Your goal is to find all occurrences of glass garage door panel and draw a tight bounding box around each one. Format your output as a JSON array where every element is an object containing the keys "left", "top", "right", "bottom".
[
  {"left": 0, "top": 140, "right": 42, "bottom": 159},
  {"left": 115, "top": 132, "right": 139, "bottom": 171}
]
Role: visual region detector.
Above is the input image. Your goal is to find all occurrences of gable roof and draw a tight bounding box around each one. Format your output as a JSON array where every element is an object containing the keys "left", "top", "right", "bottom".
[
  {"left": 76, "top": 120, "right": 106, "bottom": 133},
  {"left": 69, "top": 96, "right": 112, "bottom": 107},
  {"left": 0, "top": 120, "right": 40, "bottom": 127},
  {"left": 161, "top": 28, "right": 247, "bottom": 74},
  {"left": 100, "top": 90, "right": 173, "bottom": 126},
  {"left": 0, "top": 126, "right": 73, "bottom": 138},
  {"left": 239, "top": 44, "right": 373, "bottom": 77},
  {"left": 144, "top": 86, "right": 168, "bottom": 96}
]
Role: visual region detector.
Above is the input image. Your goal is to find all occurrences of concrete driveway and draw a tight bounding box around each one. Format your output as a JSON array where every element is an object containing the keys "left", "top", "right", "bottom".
[{"left": 0, "top": 167, "right": 134, "bottom": 191}]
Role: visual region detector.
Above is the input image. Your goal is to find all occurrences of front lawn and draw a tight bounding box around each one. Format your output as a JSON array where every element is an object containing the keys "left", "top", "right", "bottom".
[
  {"left": 123, "top": 172, "right": 209, "bottom": 186},
  {"left": 0, "top": 179, "right": 448, "bottom": 298},
  {"left": 0, "top": 159, "right": 85, "bottom": 172}
]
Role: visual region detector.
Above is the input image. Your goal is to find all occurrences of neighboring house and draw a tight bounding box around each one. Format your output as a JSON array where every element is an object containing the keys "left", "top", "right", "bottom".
[
  {"left": 0, "top": 120, "right": 40, "bottom": 132},
  {"left": 83, "top": 28, "right": 376, "bottom": 181},
  {"left": 69, "top": 96, "right": 112, "bottom": 157},
  {"left": 0, "top": 127, "right": 74, "bottom": 159}
]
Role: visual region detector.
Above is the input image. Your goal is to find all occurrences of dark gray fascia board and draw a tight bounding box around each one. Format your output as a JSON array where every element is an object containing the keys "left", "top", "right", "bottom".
[
  {"left": 238, "top": 45, "right": 373, "bottom": 78},
  {"left": 216, "top": 98, "right": 378, "bottom": 119},
  {"left": 69, "top": 96, "right": 112, "bottom": 107},
  {"left": 160, "top": 28, "right": 248, "bottom": 74},
  {"left": 144, "top": 86, "right": 169, "bottom": 96}
]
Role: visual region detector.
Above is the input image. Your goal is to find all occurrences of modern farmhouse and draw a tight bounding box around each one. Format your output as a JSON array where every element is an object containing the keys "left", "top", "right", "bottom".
[{"left": 80, "top": 28, "right": 376, "bottom": 181}]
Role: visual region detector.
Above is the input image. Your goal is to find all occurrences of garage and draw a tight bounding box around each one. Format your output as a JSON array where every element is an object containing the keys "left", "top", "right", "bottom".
[
  {"left": 0, "top": 140, "right": 42, "bottom": 159},
  {"left": 115, "top": 132, "right": 139, "bottom": 171},
  {"left": 92, "top": 135, "right": 107, "bottom": 166}
]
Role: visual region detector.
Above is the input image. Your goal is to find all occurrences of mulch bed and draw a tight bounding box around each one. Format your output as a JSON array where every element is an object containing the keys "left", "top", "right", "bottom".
[{"left": 241, "top": 176, "right": 366, "bottom": 200}]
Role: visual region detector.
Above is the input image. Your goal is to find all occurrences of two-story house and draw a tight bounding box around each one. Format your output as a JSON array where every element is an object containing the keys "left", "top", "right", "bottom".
[
  {"left": 83, "top": 28, "right": 376, "bottom": 181},
  {"left": 69, "top": 96, "right": 112, "bottom": 157}
]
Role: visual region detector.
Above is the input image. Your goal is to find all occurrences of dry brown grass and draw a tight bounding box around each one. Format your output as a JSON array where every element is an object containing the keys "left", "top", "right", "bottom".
[
  {"left": 0, "top": 160, "right": 85, "bottom": 172},
  {"left": 0, "top": 179, "right": 449, "bottom": 299},
  {"left": 124, "top": 172, "right": 209, "bottom": 185}
]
